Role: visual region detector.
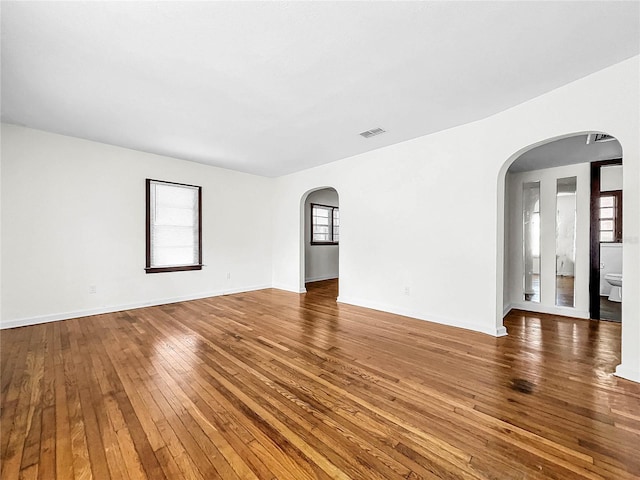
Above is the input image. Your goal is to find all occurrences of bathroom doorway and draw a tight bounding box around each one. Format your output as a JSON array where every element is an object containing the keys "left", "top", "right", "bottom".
[
  {"left": 301, "top": 187, "right": 339, "bottom": 299},
  {"left": 590, "top": 159, "right": 623, "bottom": 322},
  {"left": 502, "top": 132, "right": 622, "bottom": 321}
]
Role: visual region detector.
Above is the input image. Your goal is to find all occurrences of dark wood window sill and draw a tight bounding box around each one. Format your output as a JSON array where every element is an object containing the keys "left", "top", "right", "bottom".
[{"left": 145, "top": 265, "right": 203, "bottom": 274}]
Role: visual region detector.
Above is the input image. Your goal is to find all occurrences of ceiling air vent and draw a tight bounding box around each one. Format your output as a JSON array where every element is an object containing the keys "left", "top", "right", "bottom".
[
  {"left": 594, "top": 133, "right": 616, "bottom": 143},
  {"left": 359, "top": 127, "right": 385, "bottom": 138}
]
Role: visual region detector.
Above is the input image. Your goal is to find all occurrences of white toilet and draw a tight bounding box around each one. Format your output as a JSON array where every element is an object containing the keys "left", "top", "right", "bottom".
[{"left": 604, "top": 273, "right": 622, "bottom": 302}]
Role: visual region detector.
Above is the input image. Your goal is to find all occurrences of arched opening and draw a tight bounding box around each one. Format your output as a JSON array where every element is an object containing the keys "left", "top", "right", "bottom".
[
  {"left": 300, "top": 187, "right": 340, "bottom": 299},
  {"left": 497, "top": 131, "right": 623, "bottom": 330}
]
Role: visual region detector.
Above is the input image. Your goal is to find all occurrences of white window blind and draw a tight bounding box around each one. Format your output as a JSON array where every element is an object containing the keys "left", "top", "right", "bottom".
[{"left": 147, "top": 180, "right": 201, "bottom": 270}]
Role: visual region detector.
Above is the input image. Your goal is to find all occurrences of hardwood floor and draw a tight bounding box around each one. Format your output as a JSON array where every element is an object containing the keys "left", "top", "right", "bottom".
[
  {"left": 2, "top": 279, "right": 639, "bottom": 479},
  {"left": 600, "top": 297, "right": 622, "bottom": 323}
]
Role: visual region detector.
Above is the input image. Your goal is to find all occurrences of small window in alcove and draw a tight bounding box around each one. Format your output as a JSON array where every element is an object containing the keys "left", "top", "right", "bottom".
[
  {"left": 311, "top": 204, "right": 339, "bottom": 245},
  {"left": 599, "top": 192, "right": 622, "bottom": 243}
]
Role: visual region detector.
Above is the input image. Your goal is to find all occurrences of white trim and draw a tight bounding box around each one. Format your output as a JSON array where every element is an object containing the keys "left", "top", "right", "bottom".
[
  {"left": 337, "top": 295, "right": 507, "bottom": 337},
  {"left": 0, "top": 284, "right": 271, "bottom": 330},
  {"left": 495, "top": 326, "right": 508, "bottom": 337},
  {"left": 503, "top": 303, "right": 514, "bottom": 317},
  {"left": 615, "top": 364, "right": 640, "bottom": 383},
  {"left": 304, "top": 274, "right": 339, "bottom": 283},
  {"left": 272, "top": 284, "right": 307, "bottom": 294},
  {"left": 508, "top": 302, "right": 590, "bottom": 319}
]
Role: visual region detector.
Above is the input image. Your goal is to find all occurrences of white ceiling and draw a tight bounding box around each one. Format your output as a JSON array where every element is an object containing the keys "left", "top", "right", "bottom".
[
  {"left": 2, "top": 2, "right": 639, "bottom": 177},
  {"left": 509, "top": 134, "right": 623, "bottom": 172}
]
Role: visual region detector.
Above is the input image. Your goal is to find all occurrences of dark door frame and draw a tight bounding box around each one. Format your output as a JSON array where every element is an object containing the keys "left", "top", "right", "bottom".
[{"left": 589, "top": 158, "right": 623, "bottom": 319}]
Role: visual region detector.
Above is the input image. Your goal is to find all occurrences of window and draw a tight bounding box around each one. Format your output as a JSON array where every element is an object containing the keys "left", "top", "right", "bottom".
[
  {"left": 311, "top": 203, "right": 339, "bottom": 245},
  {"left": 599, "top": 191, "right": 622, "bottom": 243},
  {"left": 146, "top": 179, "right": 202, "bottom": 273}
]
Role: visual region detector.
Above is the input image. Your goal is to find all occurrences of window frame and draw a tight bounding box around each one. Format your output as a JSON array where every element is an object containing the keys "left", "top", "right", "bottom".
[
  {"left": 145, "top": 178, "right": 203, "bottom": 274},
  {"left": 310, "top": 203, "right": 339, "bottom": 246},
  {"left": 598, "top": 190, "right": 622, "bottom": 244}
]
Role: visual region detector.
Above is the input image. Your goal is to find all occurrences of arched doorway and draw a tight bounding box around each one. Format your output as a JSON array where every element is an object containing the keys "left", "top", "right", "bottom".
[
  {"left": 498, "top": 131, "right": 623, "bottom": 324},
  {"left": 300, "top": 187, "right": 340, "bottom": 298}
]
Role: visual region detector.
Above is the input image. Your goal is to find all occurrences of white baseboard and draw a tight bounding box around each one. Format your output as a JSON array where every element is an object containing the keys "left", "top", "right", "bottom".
[
  {"left": 503, "top": 303, "right": 514, "bottom": 317},
  {"left": 508, "top": 302, "right": 590, "bottom": 319},
  {"left": 337, "top": 295, "right": 507, "bottom": 337},
  {"left": 304, "top": 274, "right": 338, "bottom": 283},
  {"left": 272, "top": 284, "right": 306, "bottom": 294},
  {"left": 495, "top": 326, "right": 508, "bottom": 337},
  {"left": 615, "top": 364, "right": 640, "bottom": 384},
  {"left": 0, "top": 284, "right": 271, "bottom": 330}
]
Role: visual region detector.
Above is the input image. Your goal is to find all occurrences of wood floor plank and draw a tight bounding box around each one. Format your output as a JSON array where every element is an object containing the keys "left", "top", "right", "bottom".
[
  {"left": 61, "top": 323, "right": 94, "bottom": 480},
  {"left": 2, "top": 279, "right": 640, "bottom": 479},
  {"left": 52, "top": 322, "right": 74, "bottom": 479},
  {"left": 146, "top": 326, "right": 334, "bottom": 480},
  {"left": 137, "top": 311, "right": 328, "bottom": 480},
  {"left": 68, "top": 322, "right": 111, "bottom": 480},
  {"left": 102, "top": 318, "right": 236, "bottom": 480},
  {"left": 2, "top": 326, "right": 45, "bottom": 480}
]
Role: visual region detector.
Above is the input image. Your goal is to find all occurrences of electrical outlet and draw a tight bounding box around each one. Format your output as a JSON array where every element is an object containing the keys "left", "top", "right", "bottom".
[
  {"left": 404, "top": 286, "right": 410, "bottom": 296},
  {"left": 226, "top": 272, "right": 231, "bottom": 280},
  {"left": 89, "top": 285, "right": 97, "bottom": 294}
]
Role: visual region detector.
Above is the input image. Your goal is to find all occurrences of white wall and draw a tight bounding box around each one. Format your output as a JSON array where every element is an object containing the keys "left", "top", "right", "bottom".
[
  {"left": 0, "top": 126, "right": 2, "bottom": 324},
  {"left": 505, "top": 163, "right": 590, "bottom": 318},
  {"left": 600, "top": 244, "right": 623, "bottom": 295},
  {"left": 1, "top": 125, "right": 274, "bottom": 328},
  {"left": 272, "top": 56, "right": 640, "bottom": 382},
  {"left": 304, "top": 188, "right": 339, "bottom": 283}
]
